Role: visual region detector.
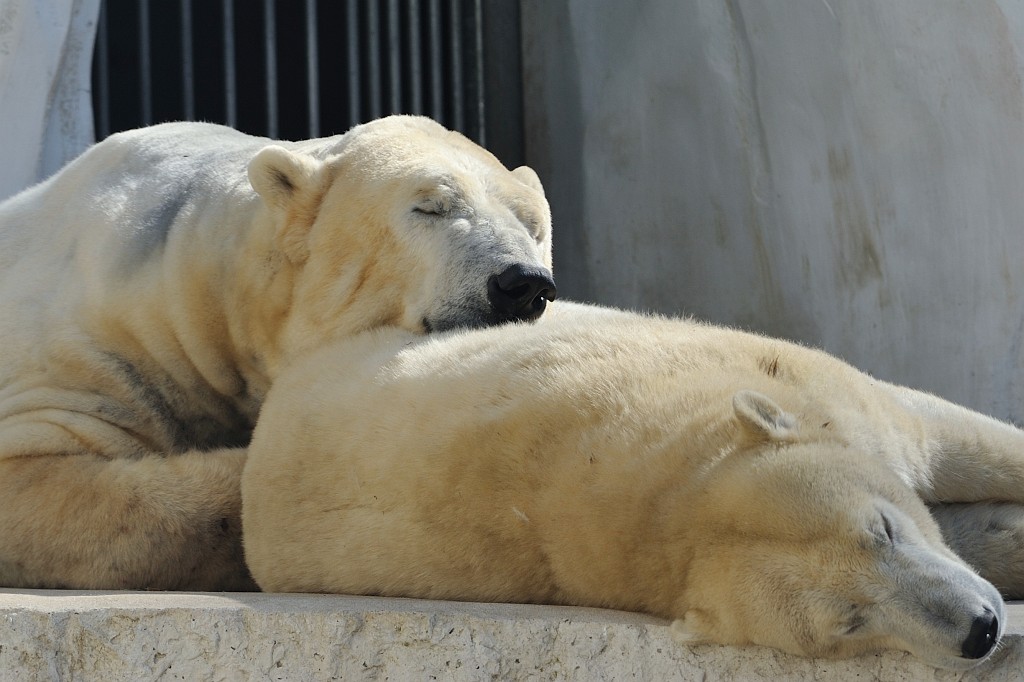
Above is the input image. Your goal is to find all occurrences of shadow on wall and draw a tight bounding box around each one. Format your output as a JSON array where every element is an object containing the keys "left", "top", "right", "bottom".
[
  {"left": 521, "top": 0, "right": 1024, "bottom": 423},
  {"left": 522, "top": 0, "right": 589, "bottom": 297}
]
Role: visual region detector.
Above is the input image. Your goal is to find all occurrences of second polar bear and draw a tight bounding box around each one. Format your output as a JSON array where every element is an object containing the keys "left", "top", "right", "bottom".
[
  {"left": 0, "top": 115, "right": 554, "bottom": 590},
  {"left": 242, "top": 302, "right": 1024, "bottom": 670}
]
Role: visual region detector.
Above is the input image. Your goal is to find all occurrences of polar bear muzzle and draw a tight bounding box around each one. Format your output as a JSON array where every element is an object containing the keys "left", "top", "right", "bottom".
[{"left": 486, "top": 263, "right": 557, "bottom": 323}]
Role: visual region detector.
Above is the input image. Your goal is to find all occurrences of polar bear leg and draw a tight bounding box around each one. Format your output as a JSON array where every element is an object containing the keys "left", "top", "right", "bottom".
[
  {"left": 881, "top": 384, "right": 1024, "bottom": 596},
  {"left": 930, "top": 502, "right": 1024, "bottom": 599},
  {"left": 880, "top": 382, "right": 1024, "bottom": 502},
  {"left": 0, "top": 448, "right": 254, "bottom": 590}
]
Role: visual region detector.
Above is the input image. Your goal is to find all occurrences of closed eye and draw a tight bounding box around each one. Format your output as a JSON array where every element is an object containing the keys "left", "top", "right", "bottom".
[
  {"left": 842, "top": 614, "right": 867, "bottom": 635},
  {"left": 880, "top": 513, "right": 895, "bottom": 545},
  {"left": 412, "top": 199, "right": 448, "bottom": 217},
  {"left": 866, "top": 512, "right": 896, "bottom": 548},
  {"left": 836, "top": 603, "right": 870, "bottom": 637}
]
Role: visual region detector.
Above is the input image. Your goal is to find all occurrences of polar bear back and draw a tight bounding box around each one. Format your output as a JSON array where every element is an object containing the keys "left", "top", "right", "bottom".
[{"left": 243, "top": 301, "right": 917, "bottom": 599}]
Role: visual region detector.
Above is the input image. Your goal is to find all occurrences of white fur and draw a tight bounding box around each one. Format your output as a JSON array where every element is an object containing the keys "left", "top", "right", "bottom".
[
  {"left": 243, "top": 301, "right": 1021, "bottom": 669},
  {"left": 0, "top": 115, "right": 553, "bottom": 589}
]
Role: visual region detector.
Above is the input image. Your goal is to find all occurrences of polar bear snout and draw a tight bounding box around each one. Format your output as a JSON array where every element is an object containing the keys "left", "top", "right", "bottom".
[
  {"left": 487, "top": 264, "right": 557, "bottom": 323},
  {"left": 887, "top": 533, "right": 1006, "bottom": 668},
  {"left": 962, "top": 609, "right": 1000, "bottom": 659}
]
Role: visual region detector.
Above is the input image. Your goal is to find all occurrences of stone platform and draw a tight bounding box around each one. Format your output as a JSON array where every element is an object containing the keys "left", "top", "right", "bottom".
[{"left": 1, "top": 591, "right": 1022, "bottom": 681}]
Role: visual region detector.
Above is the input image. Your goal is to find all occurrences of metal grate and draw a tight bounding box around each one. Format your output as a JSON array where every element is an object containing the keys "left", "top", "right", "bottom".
[{"left": 91, "top": 0, "right": 523, "bottom": 165}]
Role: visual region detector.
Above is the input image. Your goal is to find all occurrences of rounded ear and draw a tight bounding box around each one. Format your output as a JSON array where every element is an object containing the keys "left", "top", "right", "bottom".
[
  {"left": 248, "top": 146, "right": 326, "bottom": 263},
  {"left": 248, "top": 145, "right": 324, "bottom": 213},
  {"left": 511, "top": 165, "right": 545, "bottom": 196},
  {"left": 732, "top": 390, "right": 798, "bottom": 442}
]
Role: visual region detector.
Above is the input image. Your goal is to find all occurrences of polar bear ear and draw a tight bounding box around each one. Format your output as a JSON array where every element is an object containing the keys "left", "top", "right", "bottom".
[
  {"left": 511, "top": 165, "right": 546, "bottom": 196},
  {"left": 733, "top": 390, "right": 798, "bottom": 442},
  {"left": 248, "top": 145, "right": 323, "bottom": 210},
  {"left": 248, "top": 146, "right": 326, "bottom": 262}
]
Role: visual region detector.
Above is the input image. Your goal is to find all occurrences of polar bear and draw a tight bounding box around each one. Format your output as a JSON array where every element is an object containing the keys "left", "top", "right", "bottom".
[
  {"left": 0, "top": 115, "right": 555, "bottom": 590},
  {"left": 242, "top": 302, "right": 1024, "bottom": 669}
]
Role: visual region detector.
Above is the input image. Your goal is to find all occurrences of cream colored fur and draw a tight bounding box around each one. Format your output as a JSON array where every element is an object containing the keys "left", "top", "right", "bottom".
[
  {"left": 242, "top": 302, "right": 1022, "bottom": 669},
  {"left": 0, "top": 115, "right": 553, "bottom": 589}
]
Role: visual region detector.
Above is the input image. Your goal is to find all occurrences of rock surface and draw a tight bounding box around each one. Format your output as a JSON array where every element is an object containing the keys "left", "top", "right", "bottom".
[{"left": 1, "top": 591, "right": 1022, "bottom": 681}]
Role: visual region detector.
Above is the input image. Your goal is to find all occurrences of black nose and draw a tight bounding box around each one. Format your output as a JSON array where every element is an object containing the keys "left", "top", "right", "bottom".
[
  {"left": 487, "top": 264, "right": 557, "bottom": 322},
  {"left": 961, "top": 610, "right": 999, "bottom": 659}
]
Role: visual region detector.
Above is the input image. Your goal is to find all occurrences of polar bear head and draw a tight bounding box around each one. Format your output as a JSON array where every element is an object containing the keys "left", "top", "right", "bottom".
[
  {"left": 247, "top": 115, "right": 555, "bottom": 359},
  {"left": 672, "top": 391, "right": 1005, "bottom": 670}
]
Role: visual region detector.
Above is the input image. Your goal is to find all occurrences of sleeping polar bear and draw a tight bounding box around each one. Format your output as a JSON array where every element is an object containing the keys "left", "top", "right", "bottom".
[
  {"left": 242, "top": 302, "right": 1024, "bottom": 670},
  {"left": 0, "top": 115, "right": 555, "bottom": 590}
]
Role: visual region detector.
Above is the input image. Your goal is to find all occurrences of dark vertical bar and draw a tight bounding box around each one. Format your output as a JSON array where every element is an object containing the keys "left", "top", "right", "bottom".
[
  {"left": 223, "top": 0, "right": 237, "bottom": 128},
  {"left": 387, "top": 0, "right": 401, "bottom": 114},
  {"left": 366, "top": 0, "right": 381, "bottom": 119},
  {"left": 407, "top": 0, "right": 423, "bottom": 115},
  {"left": 95, "top": 0, "right": 110, "bottom": 138},
  {"left": 428, "top": 0, "right": 443, "bottom": 122},
  {"left": 346, "top": 0, "right": 360, "bottom": 124},
  {"left": 306, "top": 0, "right": 320, "bottom": 136},
  {"left": 471, "top": 0, "right": 484, "bottom": 144},
  {"left": 139, "top": 0, "right": 152, "bottom": 125},
  {"left": 264, "top": 0, "right": 278, "bottom": 137},
  {"left": 481, "top": 0, "right": 524, "bottom": 167},
  {"left": 448, "top": 0, "right": 464, "bottom": 132},
  {"left": 181, "top": 0, "right": 195, "bottom": 120}
]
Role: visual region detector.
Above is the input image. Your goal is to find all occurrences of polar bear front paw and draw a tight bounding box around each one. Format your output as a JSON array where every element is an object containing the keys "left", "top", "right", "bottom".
[{"left": 931, "top": 502, "right": 1024, "bottom": 598}]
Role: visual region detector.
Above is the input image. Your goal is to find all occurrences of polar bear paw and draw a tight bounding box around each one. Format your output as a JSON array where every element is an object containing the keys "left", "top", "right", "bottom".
[{"left": 931, "top": 502, "right": 1024, "bottom": 599}]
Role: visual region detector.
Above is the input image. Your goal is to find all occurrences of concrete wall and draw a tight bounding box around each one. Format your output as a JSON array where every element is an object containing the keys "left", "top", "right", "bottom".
[
  {"left": 0, "top": 0, "right": 99, "bottom": 201},
  {"left": 522, "top": 0, "right": 1024, "bottom": 423}
]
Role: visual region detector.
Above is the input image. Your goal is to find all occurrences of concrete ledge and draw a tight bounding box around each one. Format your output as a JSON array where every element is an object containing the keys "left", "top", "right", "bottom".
[{"left": 1, "top": 591, "right": 1022, "bottom": 681}]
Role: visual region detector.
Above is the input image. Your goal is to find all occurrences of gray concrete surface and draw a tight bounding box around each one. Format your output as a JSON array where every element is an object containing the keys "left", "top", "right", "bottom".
[
  {"left": 522, "top": 0, "right": 1024, "bottom": 424},
  {"left": 1, "top": 590, "right": 1022, "bottom": 681}
]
